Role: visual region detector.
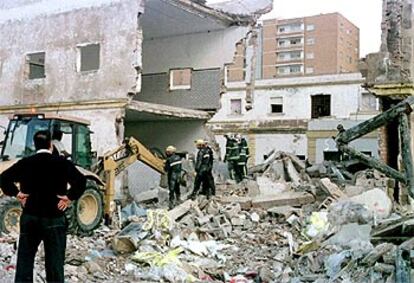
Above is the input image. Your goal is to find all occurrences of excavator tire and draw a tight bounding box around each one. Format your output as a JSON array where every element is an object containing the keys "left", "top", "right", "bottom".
[
  {"left": 68, "top": 184, "right": 104, "bottom": 236},
  {"left": 0, "top": 197, "right": 22, "bottom": 234}
]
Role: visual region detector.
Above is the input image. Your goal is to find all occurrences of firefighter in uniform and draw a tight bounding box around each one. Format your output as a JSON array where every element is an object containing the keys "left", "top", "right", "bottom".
[
  {"left": 203, "top": 140, "right": 216, "bottom": 196},
  {"left": 224, "top": 135, "right": 240, "bottom": 181},
  {"left": 237, "top": 135, "right": 249, "bottom": 180},
  {"left": 164, "top": 146, "right": 182, "bottom": 209},
  {"left": 224, "top": 134, "right": 234, "bottom": 180},
  {"left": 190, "top": 139, "right": 215, "bottom": 199}
]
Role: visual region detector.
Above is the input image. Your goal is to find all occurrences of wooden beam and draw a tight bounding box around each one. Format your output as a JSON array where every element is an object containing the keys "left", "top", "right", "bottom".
[
  {"left": 336, "top": 96, "right": 414, "bottom": 143},
  {"left": 399, "top": 113, "right": 414, "bottom": 198},
  {"left": 338, "top": 144, "right": 407, "bottom": 184}
]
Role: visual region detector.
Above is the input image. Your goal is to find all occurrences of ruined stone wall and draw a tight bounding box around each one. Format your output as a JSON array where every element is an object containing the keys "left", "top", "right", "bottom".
[
  {"left": 362, "top": 0, "right": 414, "bottom": 84},
  {"left": 0, "top": 0, "right": 143, "bottom": 105}
]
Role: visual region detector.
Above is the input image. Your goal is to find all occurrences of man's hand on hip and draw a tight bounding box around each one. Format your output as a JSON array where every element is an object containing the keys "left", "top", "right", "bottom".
[
  {"left": 57, "top": 195, "right": 71, "bottom": 211},
  {"left": 16, "top": 192, "right": 29, "bottom": 207}
]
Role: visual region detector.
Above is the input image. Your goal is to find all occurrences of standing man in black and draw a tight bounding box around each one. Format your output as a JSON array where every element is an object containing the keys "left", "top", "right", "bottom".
[
  {"left": 164, "top": 145, "right": 182, "bottom": 209},
  {"left": 190, "top": 139, "right": 215, "bottom": 200},
  {"left": 0, "top": 130, "right": 86, "bottom": 283},
  {"left": 204, "top": 141, "right": 216, "bottom": 196}
]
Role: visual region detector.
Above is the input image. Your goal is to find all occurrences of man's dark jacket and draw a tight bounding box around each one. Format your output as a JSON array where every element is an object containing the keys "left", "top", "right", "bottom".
[{"left": 0, "top": 151, "right": 86, "bottom": 217}]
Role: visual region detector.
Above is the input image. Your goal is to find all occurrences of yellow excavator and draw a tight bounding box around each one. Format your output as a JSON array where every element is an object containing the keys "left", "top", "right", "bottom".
[{"left": 0, "top": 113, "right": 165, "bottom": 235}]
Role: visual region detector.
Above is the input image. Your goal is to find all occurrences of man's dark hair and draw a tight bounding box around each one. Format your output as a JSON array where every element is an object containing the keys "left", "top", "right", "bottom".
[{"left": 34, "top": 130, "right": 51, "bottom": 150}]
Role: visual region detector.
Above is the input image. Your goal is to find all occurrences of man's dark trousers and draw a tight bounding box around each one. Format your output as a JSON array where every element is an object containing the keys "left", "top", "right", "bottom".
[
  {"left": 168, "top": 173, "right": 181, "bottom": 205},
  {"left": 194, "top": 171, "right": 214, "bottom": 198},
  {"left": 15, "top": 213, "right": 66, "bottom": 283}
]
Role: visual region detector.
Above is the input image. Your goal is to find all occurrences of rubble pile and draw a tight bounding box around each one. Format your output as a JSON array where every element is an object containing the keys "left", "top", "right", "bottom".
[{"left": 0, "top": 152, "right": 413, "bottom": 282}]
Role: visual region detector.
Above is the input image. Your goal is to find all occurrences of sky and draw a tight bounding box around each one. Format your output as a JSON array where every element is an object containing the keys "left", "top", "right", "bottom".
[{"left": 207, "top": 0, "right": 382, "bottom": 57}]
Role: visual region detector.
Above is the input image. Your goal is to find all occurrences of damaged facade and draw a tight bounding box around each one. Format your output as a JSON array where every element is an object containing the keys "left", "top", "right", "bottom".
[
  {"left": 209, "top": 13, "right": 379, "bottom": 165},
  {"left": 360, "top": 0, "right": 414, "bottom": 171},
  {"left": 0, "top": 0, "right": 272, "bottom": 195}
]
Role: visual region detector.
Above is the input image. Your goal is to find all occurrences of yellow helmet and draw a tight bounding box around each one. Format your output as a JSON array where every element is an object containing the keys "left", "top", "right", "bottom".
[
  {"left": 166, "top": 145, "right": 176, "bottom": 153},
  {"left": 195, "top": 139, "right": 205, "bottom": 146}
]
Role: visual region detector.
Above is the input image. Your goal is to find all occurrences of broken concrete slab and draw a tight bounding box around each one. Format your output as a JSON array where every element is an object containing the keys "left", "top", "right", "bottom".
[
  {"left": 230, "top": 215, "right": 246, "bottom": 226},
  {"left": 319, "top": 178, "right": 347, "bottom": 199},
  {"left": 112, "top": 223, "right": 147, "bottom": 254},
  {"left": 196, "top": 215, "right": 212, "bottom": 226},
  {"left": 134, "top": 189, "right": 159, "bottom": 203},
  {"left": 168, "top": 200, "right": 197, "bottom": 221},
  {"left": 250, "top": 212, "right": 260, "bottom": 222},
  {"left": 251, "top": 192, "right": 315, "bottom": 209},
  {"left": 328, "top": 201, "right": 372, "bottom": 226},
  {"left": 267, "top": 206, "right": 301, "bottom": 220},
  {"left": 284, "top": 158, "right": 301, "bottom": 186},
  {"left": 222, "top": 202, "right": 241, "bottom": 219},
  {"left": 256, "top": 176, "right": 288, "bottom": 195},
  {"left": 264, "top": 159, "right": 286, "bottom": 181},
  {"left": 326, "top": 223, "right": 371, "bottom": 247},
  {"left": 343, "top": 185, "right": 365, "bottom": 197},
  {"left": 350, "top": 188, "right": 393, "bottom": 219},
  {"left": 219, "top": 196, "right": 253, "bottom": 210},
  {"left": 242, "top": 179, "right": 261, "bottom": 197}
]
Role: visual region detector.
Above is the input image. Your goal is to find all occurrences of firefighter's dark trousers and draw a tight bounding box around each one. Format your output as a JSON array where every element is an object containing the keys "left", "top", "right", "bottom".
[
  {"left": 192, "top": 171, "right": 215, "bottom": 199},
  {"left": 168, "top": 173, "right": 181, "bottom": 206}
]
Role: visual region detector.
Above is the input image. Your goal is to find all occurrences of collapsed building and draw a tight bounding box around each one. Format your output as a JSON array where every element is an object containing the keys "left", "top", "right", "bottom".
[
  {"left": 0, "top": 0, "right": 272, "bottom": 195},
  {"left": 208, "top": 12, "right": 381, "bottom": 166}
]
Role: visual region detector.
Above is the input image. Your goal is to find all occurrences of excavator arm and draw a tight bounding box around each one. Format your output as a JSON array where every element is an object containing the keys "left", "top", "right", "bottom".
[{"left": 95, "top": 137, "right": 166, "bottom": 223}]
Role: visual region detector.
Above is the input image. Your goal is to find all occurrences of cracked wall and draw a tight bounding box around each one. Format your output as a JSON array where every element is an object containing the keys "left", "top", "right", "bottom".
[{"left": 0, "top": 0, "right": 144, "bottom": 155}]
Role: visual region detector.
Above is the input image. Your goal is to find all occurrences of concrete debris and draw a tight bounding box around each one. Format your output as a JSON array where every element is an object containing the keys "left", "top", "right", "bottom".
[
  {"left": 350, "top": 188, "right": 393, "bottom": 219},
  {"left": 319, "top": 177, "right": 347, "bottom": 200},
  {"left": 0, "top": 151, "right": 412, "bottom": 282},
  {"left": 328, "top": 201, "right": 373, "bottom": 226},
  {"left": 251, "top": 191, "right": 315, "bottom": 209}
]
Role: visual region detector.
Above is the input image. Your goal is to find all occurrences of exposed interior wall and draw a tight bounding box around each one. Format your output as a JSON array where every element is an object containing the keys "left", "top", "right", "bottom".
[
  {"left": 138, "top": 69, "right": 221, "bottom": 110},
  {"left": 0, "top": 0, "right": 143, "bottom": 105},
  {"left": 125, "top": 119, "right": 209, "bottom": 196},
  {"left": 142, "top": 26, "right": 250, "bottom": 74},
  {"left": 125, "top": 120, "right": 208, "bottom": 155}
]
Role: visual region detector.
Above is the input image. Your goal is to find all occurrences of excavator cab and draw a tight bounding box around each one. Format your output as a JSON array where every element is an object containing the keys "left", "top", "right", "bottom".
[
  {"left": 1, "top": 113, "right": 93, "bottom": 169},
  {"left": 0, "top": 113, "right": 103, "bottom": 235},
  {"left": 0, "top": 112, "right": 166, "bottom": 235}
]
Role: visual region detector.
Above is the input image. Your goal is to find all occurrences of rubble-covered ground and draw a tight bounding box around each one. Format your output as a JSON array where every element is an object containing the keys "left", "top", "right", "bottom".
[{"left": 1, "top": 151, "right": 413, "bottom": 282}]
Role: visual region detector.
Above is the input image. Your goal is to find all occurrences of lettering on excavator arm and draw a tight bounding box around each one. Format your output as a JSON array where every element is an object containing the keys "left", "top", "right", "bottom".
[{"left": 100, "top": 137, "right": 165, "bottom": 224}]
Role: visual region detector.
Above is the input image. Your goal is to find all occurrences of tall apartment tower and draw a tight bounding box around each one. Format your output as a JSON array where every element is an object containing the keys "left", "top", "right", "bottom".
[{"left": 227, "top": 13, "right": 360, "bottom": 81}]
